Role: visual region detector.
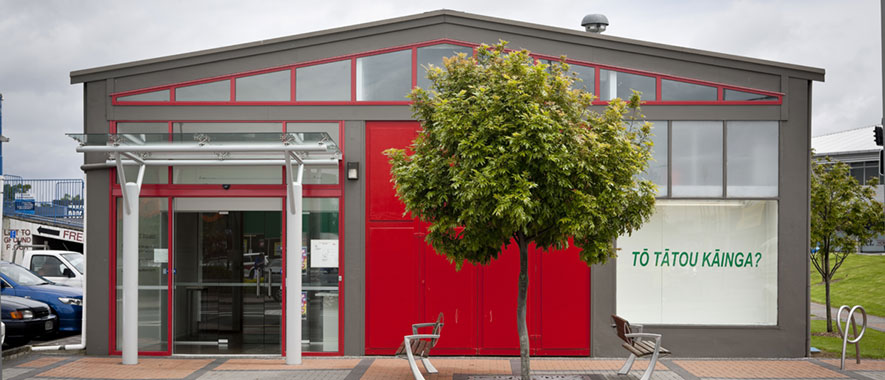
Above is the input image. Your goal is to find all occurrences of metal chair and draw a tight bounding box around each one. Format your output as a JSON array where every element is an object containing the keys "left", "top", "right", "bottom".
[
  {"left": 395, "top": 312, "right": 444, "bottom": 380},
  {"left": 612, "top": 314, "right": 670, "bottom": 380}
]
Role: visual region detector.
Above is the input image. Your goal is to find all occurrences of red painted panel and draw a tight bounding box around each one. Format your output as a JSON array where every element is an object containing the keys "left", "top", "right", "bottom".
[
  {"left": 479, "top": 242, "right": 521, "bottom": 355},
  {"left": 423, "top": 237, "right": 478, "bottom": 355},
  {"left": 366, "top": 122, "right": 420, "bottom": 221},
  {"left": 537, "top": 244, "right": 591, "bottom": 355},
  {"left": 365, "top": 225, "right": 420, "bottom": 353}
]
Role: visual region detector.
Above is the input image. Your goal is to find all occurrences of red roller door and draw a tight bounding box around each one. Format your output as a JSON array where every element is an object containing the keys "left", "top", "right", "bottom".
[{"left": 365, "top": 121, "right": 590, "bottom": 356}]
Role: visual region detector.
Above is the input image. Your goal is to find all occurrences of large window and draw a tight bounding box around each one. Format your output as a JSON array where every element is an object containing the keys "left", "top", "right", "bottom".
[
  {"left": 296, "top": 60, "right": 351, "bottom": 101},
  {"left": 235, "top": 70, "right": 290, "bottom": 101},
  {"left": 417, "top": 44, "right": 473, "bottom": 91},
  {"left": 727, "top": 121, "right": 778, "bottom": 197},
  {"left": 115, "top": 197, "right": 169, "bottom": 352},
  {"left": 570, "top": 64, "right": 596, "bottom": 94},
  {"left": 286, "top": 123, "right": 339, "bottom": 184},
  {"left": 599, "top": 70, "right": 656, "bottom": 101},
  {"left": 849, "top": 160, "right": 884, "bottom": 185},
  {"left": 118, "top": 90, "right": 169, "bottom": 102},
  {"left": 671, "top": 121, "right": 723, "bottom": 197},
  {"left": 356, "top": 50, "right": 411, "bottom": 101},
  {"left": 175, "top": 80, "right": 230, "bottom": 102},
  {"left": 642, "top": 121, "right": 668, "bottom": 196},
  {"left": 116, "top": 123, "right": 169, "bottom": 184},
  {"left": 302, "top": 198, "right": 340, "bottom": 352},
  {"left": 661, "top": 79, "right": 716, "bottom": 101},
  {"left": 171, "top": 123, "right": 283, "bottom": 184},
  {"left": 113, "top": 40, "right": 782, "bottom": 106},
  {"left": 616, "top": 200, "right": 778, "bottom": 325}
]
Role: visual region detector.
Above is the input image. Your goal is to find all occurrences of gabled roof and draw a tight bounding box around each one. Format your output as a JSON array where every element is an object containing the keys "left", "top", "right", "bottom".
[
  {"left": 70, "top": 9, "right": 825, "bottom": 84},
  {"left": 812, "top": 126, "right": 882, "bottom": 156}
]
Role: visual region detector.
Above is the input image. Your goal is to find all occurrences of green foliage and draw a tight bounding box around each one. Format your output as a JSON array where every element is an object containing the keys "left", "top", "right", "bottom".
[
  {"left": 385, "top": 41, "right": 657, "bottom": 268},
  {"left": 4, "top": 184, "right": 31, "bottom": 197},
  {"left": 61, "top": 193, "right": 82, "bottom": 201},
  {"left": 810, "top": 254, "right": 885, "bottom": 318},
  {"left": 811, "top": 156, "right": 884, "bottom": 331},
  {"left": 810, "top": 319, "right": 885, "bottom": 359},
  {"left": 811, "top": 157, "right": 884, "bottom": 282}
]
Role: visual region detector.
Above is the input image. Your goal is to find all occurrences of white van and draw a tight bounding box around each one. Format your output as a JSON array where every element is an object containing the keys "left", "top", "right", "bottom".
[{"left": 19, "top": 250, "right": 84, "bottom": 288}]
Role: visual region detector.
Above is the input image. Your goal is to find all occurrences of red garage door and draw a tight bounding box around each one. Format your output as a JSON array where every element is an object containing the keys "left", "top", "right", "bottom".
[{"left": 365, "top": 121, "right": 590, "bottom": 356}]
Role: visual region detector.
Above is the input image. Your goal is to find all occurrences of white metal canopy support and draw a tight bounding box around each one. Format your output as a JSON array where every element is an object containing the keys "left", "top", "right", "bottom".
[
  {"left": 116, "top": 153, "right": 145, "bottom": 365},
  {"left": 285, "top": 152, "right": 304, "bottom": 365},
  {"left": 70, "top": 133, "right": 341, "bottom": 364}
]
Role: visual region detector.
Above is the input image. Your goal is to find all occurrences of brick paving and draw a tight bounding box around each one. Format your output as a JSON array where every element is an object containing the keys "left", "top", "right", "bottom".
[
  {"left": 33, "top": 357, "right": 214, "bottom": 379},
  {"left": 672, "top": 360, "right": 848, "bottom": 378},
  {"left": 15, "top": 356, "right": 66, "bottom": 368},
  {"left": 1, "top": 354, "right": 883, "bottom": 380},
  {"left": 214, "top": 358, "right": 362, "bottom": 370}
]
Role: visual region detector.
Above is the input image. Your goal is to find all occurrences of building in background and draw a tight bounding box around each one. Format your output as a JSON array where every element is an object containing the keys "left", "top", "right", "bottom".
[
  {"left": 812, "top": 126, "right": 885, "bottom": 252},
  {"left": 69, "top": 10, "right": 823, "bottom": 358}
]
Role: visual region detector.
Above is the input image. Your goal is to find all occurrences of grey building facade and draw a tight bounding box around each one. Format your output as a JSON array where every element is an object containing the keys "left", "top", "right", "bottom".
[{"left": 71, "top": 10, "right": 824, "bottom": 358}]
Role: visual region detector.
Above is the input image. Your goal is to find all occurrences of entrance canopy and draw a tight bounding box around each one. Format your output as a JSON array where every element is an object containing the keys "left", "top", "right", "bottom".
[
  {"left": 68, "top": 132, "right": 341, "bottom": 166},
  {"left": 68, "top": 132, "right": 339, "bottom": 365}
]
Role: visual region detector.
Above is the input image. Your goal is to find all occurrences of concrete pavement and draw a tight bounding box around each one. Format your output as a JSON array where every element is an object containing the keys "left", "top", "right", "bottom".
[{"left": 2, "top": 354, "right": 884, "bottom": 380}]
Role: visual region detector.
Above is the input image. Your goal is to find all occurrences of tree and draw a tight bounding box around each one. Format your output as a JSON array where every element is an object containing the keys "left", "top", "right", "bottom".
[
  {"left": 810, "top": 156, "right": 884, "bottom": 332},
  {"left": 4, "top": 183, "right": 31, "bottom": 198},
  {"left": 385, "top": 42, "right": 657, "bottom": 380}
]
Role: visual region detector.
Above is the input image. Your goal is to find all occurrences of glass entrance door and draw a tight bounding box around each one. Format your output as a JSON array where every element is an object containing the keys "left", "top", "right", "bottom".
[{"left": 173, "top": 198, "right": 282, "bottom": 355}]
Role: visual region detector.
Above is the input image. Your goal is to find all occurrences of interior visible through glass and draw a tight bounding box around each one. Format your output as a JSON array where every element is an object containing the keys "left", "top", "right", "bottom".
[
  {"left": 115, "top": 198, "right": 169, "bottom": 352},
  {"left": 173, "top": 210, "right": 283, "bottom": 355},
  {"left": 301, "top": 198, "right": 340, "bottom": 352}
]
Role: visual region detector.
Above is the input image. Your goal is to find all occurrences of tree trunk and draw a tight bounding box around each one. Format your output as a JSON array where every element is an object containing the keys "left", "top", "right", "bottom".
[
  {"left": 517, "top": 232, "right": 531, "bottom": 380},
  {"left": 824, "top": 250, "right": 833, "bottom": 333}
]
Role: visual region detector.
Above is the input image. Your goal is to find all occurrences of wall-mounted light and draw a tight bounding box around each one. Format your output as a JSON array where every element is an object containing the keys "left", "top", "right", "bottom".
[{"left": 347, "top": 162, "right": 359, "bottom": 180}]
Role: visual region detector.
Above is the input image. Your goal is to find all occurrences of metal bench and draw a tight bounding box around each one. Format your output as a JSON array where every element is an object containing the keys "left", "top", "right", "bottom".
[
  {"left": 395, "top": 312, "right": 444, "bottom": 380},
  {"left": 612, "top": 314, "right": 670, "bottom": 380}
]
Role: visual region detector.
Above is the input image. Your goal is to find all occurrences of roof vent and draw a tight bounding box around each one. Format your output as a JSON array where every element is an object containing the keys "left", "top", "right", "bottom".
[{"left": 581, "top": 14, "right": 609, "bottom": 33}]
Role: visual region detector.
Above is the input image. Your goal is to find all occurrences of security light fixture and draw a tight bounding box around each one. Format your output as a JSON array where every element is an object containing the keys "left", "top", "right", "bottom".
[
  {"left": 581, "top": 14, "right": 609, "bottom": 33},
  {"left": 347, "top": 161, "right": 359, "bottom": 180}
]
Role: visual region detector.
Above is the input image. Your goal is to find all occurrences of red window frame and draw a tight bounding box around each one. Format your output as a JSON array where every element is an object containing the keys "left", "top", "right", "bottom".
[
  {"left": 111, "top": 38, "right": 783, "bottom": 107},
  {"left": 107, "top": 120, "right": 346, "bottom": 356}
]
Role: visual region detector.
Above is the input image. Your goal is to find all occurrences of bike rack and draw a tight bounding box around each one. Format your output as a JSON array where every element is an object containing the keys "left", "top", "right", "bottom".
[{"left": 836, "top": 305, "right": 867, "bottom": 370}]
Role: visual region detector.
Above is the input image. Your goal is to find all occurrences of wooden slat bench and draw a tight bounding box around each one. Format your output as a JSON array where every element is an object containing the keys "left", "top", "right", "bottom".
[
  {"left": 612, "top": 314, "right": 670, "bottom": 380},
  {"left": 396, "top": 313, "right": 444, "bottom": 380}
]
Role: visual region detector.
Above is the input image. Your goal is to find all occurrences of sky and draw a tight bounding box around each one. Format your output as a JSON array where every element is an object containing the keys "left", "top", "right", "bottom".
[{"left": 0, "top": 0, "right": 880, "bottom": 179}]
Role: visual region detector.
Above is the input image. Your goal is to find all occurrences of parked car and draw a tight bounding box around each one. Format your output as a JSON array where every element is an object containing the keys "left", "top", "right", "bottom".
[
  {"left": 0, "top": 262, "right": 82, "bottom": 333},
  {"left": 19, "top": 250, "right": 84, "bottom": 288},
  {"left": 1, "top": 295, "right": 57, "bottom": 347}
]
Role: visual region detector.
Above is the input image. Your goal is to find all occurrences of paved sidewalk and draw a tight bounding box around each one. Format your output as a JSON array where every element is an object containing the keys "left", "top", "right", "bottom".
[
  {"left": 2, "top": 354, "right": 884, "bottom": 380},
  {"left": 811, "top": 302, "right": 885, "bottom": 332}
]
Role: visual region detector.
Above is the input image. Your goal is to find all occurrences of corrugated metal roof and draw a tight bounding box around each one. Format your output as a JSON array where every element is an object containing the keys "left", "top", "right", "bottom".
[{"left": 812, "top": 126, "right": 881, "bottom": 155}]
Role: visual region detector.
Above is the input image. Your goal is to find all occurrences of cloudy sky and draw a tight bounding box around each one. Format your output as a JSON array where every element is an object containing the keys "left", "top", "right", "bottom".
[{"left": 0, "top": 0, "right": 880, "bottom": 179}]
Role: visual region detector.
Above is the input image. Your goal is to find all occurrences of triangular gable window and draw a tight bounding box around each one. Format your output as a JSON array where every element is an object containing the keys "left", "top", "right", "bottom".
[
  {"left": 723, "top": 89, "right": 778, "bottom": 101},
  {"left": 117, "top": 89, "right": 170, "bottom": 102},
  {"left": 112, "top": 39, "right": 782, "bottom": 106},
  {"left": 175, "top": 80, "right": 230, "bottom": 102}
]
